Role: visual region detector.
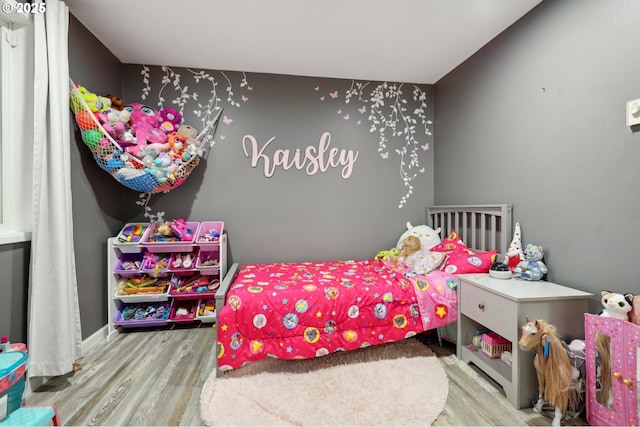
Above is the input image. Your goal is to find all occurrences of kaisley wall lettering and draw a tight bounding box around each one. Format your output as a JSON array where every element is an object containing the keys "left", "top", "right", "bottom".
[{"left": 242, "top": 132, "right": 359, "bottom": 179}]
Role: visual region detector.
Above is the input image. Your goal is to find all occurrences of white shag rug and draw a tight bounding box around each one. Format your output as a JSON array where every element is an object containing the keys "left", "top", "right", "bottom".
[{"left": 200, "top": 338, "right": 448, "bottom": 426}]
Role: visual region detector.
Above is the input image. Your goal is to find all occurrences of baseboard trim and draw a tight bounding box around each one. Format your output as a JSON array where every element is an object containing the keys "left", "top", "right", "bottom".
[{"left": 24, "top": 325, "right": 109, "bottom": 400}]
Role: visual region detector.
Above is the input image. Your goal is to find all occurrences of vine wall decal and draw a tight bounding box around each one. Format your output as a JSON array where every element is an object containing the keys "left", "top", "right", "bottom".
[
  {"left": 315, "top": 81, "right": 432, "bottom": 208},
  {"left": 130, "top": 66, "right": 432, "bottom": 217},
  {"left": 135, "top": 65, "right": 252, "bottom": 220}
]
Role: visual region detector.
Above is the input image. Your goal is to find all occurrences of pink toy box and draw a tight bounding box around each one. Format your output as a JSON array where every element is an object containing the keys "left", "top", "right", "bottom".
[
  {"left": 196, "top": 221, "right": 224, "bottom": 250},
  {"left": 482, "top": 332, "right": 512, "bottom": 359},
  {"left": 141, "top": 221, "right": 199, "bottom": 252}
]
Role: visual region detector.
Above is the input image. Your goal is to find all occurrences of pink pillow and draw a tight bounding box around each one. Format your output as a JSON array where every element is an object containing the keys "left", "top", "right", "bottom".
[
  {"left": 431, "top": 230, "right": 469, "bottom": 253},
  {"left": 442, "top": 250, "right": 498, "bottom": 274}
]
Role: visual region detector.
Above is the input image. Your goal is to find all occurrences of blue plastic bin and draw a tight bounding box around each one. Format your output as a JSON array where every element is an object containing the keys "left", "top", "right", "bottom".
[{"left": 0, "top": 352, "right": 28, "bottom": 421}]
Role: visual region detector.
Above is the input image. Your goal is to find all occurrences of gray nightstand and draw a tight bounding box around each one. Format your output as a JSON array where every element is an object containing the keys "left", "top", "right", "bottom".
[{"left": 456, "top": 274, "right": 593, "bottom": 409}]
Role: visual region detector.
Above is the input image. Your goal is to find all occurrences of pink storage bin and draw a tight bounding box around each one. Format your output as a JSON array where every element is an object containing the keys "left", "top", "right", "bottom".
[
  {"left": 170, "top": 274, "right": 219, "bottom": 299},
  {"left": 170, "top": 299, "right": 198, "bottom": 323},
  {"left": 114, "top": 302, "right": 171, "bottom": 328},
  {"left": 113, "top": 252, "right": 144, "bottom": 277},
  {"left": 169, "top": 249, "right": 199, "bottom": 275},
  {"left": 141, "top": 221, "right": 199, "bottom": 252},
  {"left": 196, "top": 249, "right": 221, "bottom": 275},
  {"left": 196, "top": 221, "right": 224, "bottom": 249},
  {"left": 481, "top": 332, "right": 512, "bottom": 359}
]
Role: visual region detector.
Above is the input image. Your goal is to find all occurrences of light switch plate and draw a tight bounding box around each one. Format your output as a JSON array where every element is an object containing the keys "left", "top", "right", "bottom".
[{"left": 627, "top": 98, "right": 640, "bottom": 127}]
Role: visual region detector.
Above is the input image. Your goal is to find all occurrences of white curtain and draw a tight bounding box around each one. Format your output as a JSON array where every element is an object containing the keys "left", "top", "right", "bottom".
[{"left": 28, "top": 0, "right": 82, "bottom": 377}]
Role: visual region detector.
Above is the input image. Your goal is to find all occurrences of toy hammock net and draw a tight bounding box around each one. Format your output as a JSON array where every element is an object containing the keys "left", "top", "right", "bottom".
[{"left": 68, "top": 78, "right": 213, "bottom": 194}]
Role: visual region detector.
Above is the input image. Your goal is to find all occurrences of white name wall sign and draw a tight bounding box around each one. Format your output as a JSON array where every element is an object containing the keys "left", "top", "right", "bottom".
[{"left": 242, "top": 132, "right": 359, "bottom": 179}]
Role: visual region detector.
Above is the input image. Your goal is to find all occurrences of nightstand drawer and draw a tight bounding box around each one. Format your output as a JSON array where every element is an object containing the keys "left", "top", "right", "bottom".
[{"left": 461, "top": 283, "right": 515, "bottom": 339}]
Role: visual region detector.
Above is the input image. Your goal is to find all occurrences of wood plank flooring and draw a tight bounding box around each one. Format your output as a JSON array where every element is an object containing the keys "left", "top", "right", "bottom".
[{"left": 23, "top": 327, "right": 588, "bottom": 426}]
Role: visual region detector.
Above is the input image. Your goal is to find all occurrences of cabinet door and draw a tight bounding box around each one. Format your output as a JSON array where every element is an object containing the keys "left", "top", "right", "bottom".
[
  {"left": 585, "top": 314, "right": 640, "bottom": 426},
  {"left": 623, "top": 322, "right": 640, "bottom": 426}
]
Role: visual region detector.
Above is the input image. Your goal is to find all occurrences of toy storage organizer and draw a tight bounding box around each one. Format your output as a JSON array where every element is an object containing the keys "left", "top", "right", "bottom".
[{"left": 106, "top": 221, "right": 227, "bottom": 340}]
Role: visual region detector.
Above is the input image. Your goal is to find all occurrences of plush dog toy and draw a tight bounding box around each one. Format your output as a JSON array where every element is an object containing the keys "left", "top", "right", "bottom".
[
  {"left": 512, "top": 244, "right": 548, "bottom": 281},
  {"left": 105, "top": 94, "right": 125, "bottom": 111},
  {"left": 389, "top": 235, "right": 421, "bottom": 263},
  {"left": 396, "top": 222, "right": 441, "bottom": 251},
  {"left": 599, "top": 290, "right": 634, "bottom": 321}
]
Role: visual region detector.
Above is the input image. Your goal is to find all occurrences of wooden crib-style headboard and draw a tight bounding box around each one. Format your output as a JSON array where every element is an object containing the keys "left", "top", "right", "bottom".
[{"left": 427, "top": 204, "right": 513, "bottom": 255}]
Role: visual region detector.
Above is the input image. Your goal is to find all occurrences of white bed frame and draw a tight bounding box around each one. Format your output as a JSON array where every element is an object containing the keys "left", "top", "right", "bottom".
[
  {"left": 214, "top": 204, "right": 513, "bottom": 375},
  {"left": 427, "top": 204, "right": 512, "bottom": 256},
  {"left": 427, "top": 204, "right": 513, "bottom": 345}
]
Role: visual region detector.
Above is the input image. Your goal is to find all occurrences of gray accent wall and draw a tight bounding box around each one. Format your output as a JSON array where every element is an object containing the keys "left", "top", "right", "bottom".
[
  {"left": 121, "top": 68, "right": 435, "bottom": 264},
  {"left": 434, "top": 0, "right": 640, "bottom": 310}
]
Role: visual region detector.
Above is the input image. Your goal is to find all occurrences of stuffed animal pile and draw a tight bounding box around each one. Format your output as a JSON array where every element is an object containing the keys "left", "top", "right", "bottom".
[{"left": 72, "top": 83, "right": 205, "bottom": 193}]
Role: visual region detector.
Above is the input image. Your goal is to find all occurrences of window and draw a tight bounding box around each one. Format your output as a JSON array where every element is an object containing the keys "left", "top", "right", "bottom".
[{"left": 0, "top": 1, "right": 33, "bottom": 244}]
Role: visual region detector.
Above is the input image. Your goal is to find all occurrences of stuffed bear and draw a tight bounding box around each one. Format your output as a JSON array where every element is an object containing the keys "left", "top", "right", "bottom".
[
  {"left": 177, "top": 125, "right": 204, "bottom": 158},
  {"left": 599, "top": 290, "right": 634, "bottom": 321},
  {"left": 512, "top": 244, "right": 548, "bottom": 281},
  {"left": 105, "top": 94, "right": 125, "bottom": 111},
  {"left": 159, "top": 108, "right": 183, "bottom": 134},
  {"left": 389, "top": 235, "right": 421, "bottom": 263}
]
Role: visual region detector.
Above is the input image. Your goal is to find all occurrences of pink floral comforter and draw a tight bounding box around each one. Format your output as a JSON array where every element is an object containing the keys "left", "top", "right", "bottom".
[{"left": 216, "top": 259, "right": 458, "bottom": 371}]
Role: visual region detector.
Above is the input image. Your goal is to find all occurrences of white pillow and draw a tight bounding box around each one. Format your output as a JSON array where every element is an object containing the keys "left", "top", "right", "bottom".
[{"left": 403, "top": 249, "right": 446, "bottom": 274}]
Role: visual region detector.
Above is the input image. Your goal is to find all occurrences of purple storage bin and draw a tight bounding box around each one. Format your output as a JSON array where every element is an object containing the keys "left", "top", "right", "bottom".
[
  {"left": 141, "top": 221, "right": 199, "bottom": 252},
  {"left": 113, "top": 252, "right": 144, "bottom": 277},
  {"left": 114, "top": 302, "right": 171, "bottom": 328},
  {"left": 141, "top": 252, "right": 171, "bottom": 277}
]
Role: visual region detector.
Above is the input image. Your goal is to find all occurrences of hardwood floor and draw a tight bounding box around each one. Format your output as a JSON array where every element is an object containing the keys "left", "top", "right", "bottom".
[{"left": 23, "top": 327, "right": 588, "bottom": 426}]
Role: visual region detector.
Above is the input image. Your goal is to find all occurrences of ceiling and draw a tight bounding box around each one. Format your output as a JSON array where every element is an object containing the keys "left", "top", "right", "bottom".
[{"left": 65, "top": 0, "right": 542, "bottom": 85}]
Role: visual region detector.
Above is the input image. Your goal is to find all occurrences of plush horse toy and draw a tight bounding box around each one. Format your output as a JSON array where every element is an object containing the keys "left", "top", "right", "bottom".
[{"left": 518, "top": 317, "right": 611, "bottom": 427}]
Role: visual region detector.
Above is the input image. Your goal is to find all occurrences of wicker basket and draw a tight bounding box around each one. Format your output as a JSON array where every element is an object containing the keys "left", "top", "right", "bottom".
[{"left": 68, "top": 79, "right": 201, "bottom": 193}]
